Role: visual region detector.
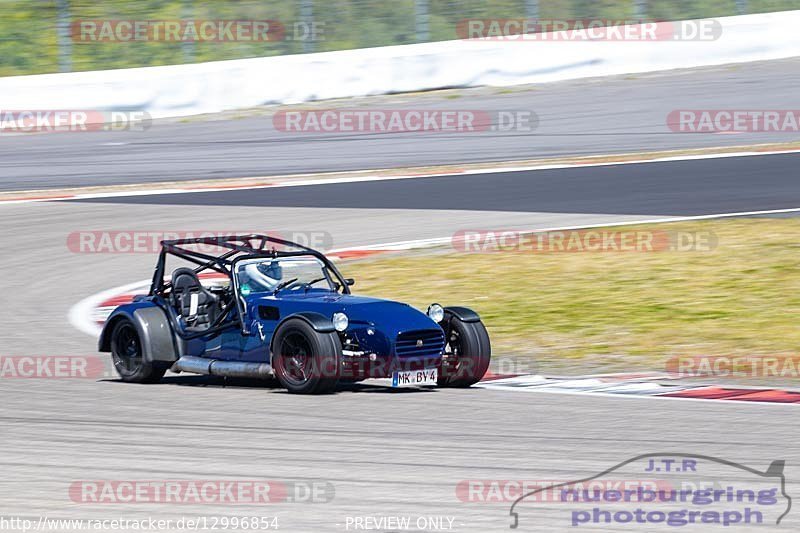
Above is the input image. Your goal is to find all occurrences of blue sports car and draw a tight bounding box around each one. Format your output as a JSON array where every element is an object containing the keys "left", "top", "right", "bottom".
[{"left": 99, "top": 235, "right": 491, "bottom": 394}]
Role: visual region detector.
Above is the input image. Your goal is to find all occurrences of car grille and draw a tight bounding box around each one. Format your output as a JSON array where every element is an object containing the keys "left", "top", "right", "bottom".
[{"left": 395, "top": 329, "right": 445, "bottom": 358}]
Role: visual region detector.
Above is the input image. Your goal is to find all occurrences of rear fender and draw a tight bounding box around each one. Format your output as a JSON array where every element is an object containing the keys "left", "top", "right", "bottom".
[{"left": 99, "top": 304, "right": 179, "bottom": 363}]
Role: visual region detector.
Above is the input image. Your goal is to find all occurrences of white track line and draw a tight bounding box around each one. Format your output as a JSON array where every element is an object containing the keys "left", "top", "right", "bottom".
[
  {"left": 328, "top": 207, "right": 800, "bottom": 253},
  {"left": 68, "top": 279, "right": 152, "bottom": 338},
  {"left": 6, "top": 147, "right": 800, "bottom": 205}
]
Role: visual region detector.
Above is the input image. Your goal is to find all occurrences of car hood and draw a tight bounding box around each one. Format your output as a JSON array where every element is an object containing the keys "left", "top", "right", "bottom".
[{"left": 254, "top": 293, "right": 439, "bottom": 335}]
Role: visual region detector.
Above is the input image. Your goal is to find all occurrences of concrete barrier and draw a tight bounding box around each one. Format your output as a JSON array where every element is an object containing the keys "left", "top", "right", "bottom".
[{"left": 1, "top": 11, "right": 798, "bottom": 119}]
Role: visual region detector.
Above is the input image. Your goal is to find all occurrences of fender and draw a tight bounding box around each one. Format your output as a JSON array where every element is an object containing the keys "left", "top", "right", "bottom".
[
  {"left": 270, "top": 311, "right": 336, "bottom": 353},
  {"left": 274, "top": 311, "right": 336, "bottom": 334},
  {"left": 444, "top": 306, "right": 481, "bottom": 323},
  {"left": 99, "top": 303, "right": 179, "bottom": 363}
]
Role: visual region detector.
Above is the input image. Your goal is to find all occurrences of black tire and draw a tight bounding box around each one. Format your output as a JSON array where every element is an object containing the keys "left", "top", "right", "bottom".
[
  {"left": 272, "top": 318, "right": 342, "bottom": 394},
  {"left": 438, "top": 315, "right": 491, "bottom": 388},
  {"left": 110, "top": 319, "right": 167, "bottom": 384}
]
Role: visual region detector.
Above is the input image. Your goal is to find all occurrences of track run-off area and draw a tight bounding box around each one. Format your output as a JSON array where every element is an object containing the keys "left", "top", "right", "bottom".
[
  {"left": 2, "top": 60, "right": 800, "bottom": 532},
  {"left": 1, "top": 150, "right": 799, "bottom": 531}
]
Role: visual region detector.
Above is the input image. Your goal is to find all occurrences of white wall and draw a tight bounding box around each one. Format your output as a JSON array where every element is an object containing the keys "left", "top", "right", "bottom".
[{"left": 1, "top": 11, "right": 798, "bottom": 119}]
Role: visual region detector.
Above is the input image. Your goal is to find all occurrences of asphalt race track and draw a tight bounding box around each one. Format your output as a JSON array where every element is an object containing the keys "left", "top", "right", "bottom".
[
  {"left": 75, "top": 152, "right": 800, "bottom": 217},
  {"left": 2, "top": 151, "right": 799, "bottom": 532},
  {"left": 1, "top": 377, "right": 793, "bottom": 532},
  {"left": 1, "top": 58, "right": 800, "bottom": 191},
  {"left": 1, "top": 62, "right": 800, "bottom": 533}
]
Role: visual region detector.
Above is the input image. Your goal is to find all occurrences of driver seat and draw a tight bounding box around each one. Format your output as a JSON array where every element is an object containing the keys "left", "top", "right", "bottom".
[{"left": 170, "top": 268, "right": 219, "bottom": 331}]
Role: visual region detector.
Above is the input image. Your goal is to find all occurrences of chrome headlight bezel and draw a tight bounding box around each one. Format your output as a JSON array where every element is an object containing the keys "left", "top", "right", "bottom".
[
  {"left": 332, "top": 312, "right": 349, "bottom": 332},
  {"left": 427, "top": 303, "right": 445, "bottom": 323}
]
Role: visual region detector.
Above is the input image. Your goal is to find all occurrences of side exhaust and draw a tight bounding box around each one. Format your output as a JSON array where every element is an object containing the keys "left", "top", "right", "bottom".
[{"left": 172, "top": 356, "right": 273, "bottom": 379}]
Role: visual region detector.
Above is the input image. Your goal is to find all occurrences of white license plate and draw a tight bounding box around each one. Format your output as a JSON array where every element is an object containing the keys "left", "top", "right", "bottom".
[{"left": 392, "top": 368, "right": 438, "bottom": 387}]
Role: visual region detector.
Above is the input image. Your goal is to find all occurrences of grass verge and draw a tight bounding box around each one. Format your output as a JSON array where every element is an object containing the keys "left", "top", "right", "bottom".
[{"left": 339, "top": 218, "right": 800, "bottom": 372}]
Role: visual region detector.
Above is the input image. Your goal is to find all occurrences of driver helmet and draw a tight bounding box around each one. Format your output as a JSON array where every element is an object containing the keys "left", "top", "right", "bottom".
[{"left": 257, "top": 261, "right": 283, "bottom": 282}]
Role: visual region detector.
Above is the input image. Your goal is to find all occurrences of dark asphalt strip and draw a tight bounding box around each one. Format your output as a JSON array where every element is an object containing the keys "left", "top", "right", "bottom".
[{"left": 72, "top": 152, "right": 800, "bottom": 217}]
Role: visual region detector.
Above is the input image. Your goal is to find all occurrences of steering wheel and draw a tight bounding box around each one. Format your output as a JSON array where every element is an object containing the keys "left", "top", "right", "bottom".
[{"left": 293, "top": 277, "right": 328, "bottom": 291}]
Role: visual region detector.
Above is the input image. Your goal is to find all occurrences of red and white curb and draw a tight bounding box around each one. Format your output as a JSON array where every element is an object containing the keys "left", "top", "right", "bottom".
[
  {"left": 478, "top": 372, "right": 800, "bottom": 405},
  {"left": 5, "top": 147, "right": 800, "bottom": 205}
]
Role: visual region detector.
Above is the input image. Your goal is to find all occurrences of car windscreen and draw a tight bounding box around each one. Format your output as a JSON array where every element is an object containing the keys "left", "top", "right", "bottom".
[{"left": 236, "top": 257, "right": 336, "bottom": 295}]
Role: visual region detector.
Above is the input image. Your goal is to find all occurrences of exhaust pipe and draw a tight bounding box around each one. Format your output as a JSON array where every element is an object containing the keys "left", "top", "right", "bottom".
[{"left": 173, "top": 356, "right": 273, "bottom": 379}]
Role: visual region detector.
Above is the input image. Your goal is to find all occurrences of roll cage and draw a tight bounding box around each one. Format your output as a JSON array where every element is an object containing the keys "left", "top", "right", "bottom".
[{"left": 149, "top": 234, "right": 352, "bottom": 338}]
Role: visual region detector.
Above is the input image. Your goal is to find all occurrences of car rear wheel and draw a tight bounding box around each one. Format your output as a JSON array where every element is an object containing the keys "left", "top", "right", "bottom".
[
  {"left": 111, "top": 319, "right": 167, "bottom": 384},
  {"left": 438, "top": 314, "right": 491, "bottom": 388},
  {"left": 272, "top": 318, "right": 342, "bottom": 394}
]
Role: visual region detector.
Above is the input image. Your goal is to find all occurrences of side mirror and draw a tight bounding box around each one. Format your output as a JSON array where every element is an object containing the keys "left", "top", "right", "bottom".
[{"left": 345, "top": 278, "right": 355, "bottom": 286}]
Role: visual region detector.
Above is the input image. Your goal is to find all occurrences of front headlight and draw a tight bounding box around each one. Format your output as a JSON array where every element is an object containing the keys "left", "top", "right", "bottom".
[
  {"left": 427, "top": 303, "right": 445, "bottom": 323},
  {"left": 332, "top": 312, "right": 349, "bottom": 332}
]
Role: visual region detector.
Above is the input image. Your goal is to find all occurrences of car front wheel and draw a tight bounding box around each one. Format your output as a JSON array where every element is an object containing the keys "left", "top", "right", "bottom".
[
  {"left": 438, "top": 314, "right": 491, "bottom": 388},
  {"left": 272, "top": 318, "right": 342, "bottom": 394}
]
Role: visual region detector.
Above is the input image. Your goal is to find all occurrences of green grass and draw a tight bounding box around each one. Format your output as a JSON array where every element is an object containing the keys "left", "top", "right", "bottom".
[
  {"left": 2, "top": 0, "right": 797, "bottom": 76},
  {"left": 339, "top": 219, "right": 800, "bottom": 368}
]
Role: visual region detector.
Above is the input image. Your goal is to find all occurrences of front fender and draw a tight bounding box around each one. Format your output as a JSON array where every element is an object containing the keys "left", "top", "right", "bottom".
[
  {"left": 274, "top": 311, "right": 336, "bottom": 334},
  {"left": 444, "top": 306, "right": 481, "bottom": 323},
  {"left": 269, "top": 311, "right": 336, "bottom": 353},
  {"left": 99, "top": 303, "right": 179, "bottom": 363}
]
